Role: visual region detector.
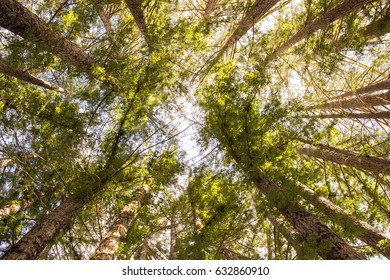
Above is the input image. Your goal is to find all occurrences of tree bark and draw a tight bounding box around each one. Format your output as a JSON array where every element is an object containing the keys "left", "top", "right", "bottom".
[
  {"left": 90, "top": 185, "right": 148, "bottom": 260},
  {"left": 0, "top": 58, "right": 70, "bottom": 94},
  {"left": 316, "top": 91, "right": 390, "bottom": 110},
  {"left": 291, "top": 179, "right": 390, "bottom": 258},
  {"left": 330, "top": 80, "right": 390, "bottom": 101},
  {"left": 139, "top": 237, "right": 150, "bottom": 260},
  {"left": 363, "top": 11, "right": 390, "bottom": 40},
  {"left": 0, "top": 0, "right": 93, "bottom": 73},
  {"left": 304, "top": 111, "right": 390, "bottom": 119},
  {"left": 273, "top": 0, "right": 376, "bottom": 57},
  {"left": 297, "top": 145, "right": 390, "bottom": 175},
  {"left": 0, "top": 193, "right": 42, "bottom": 221},
  {"left": 1, "top": 194, "right": 86, "bottom": 259},
  {"left": 0, "top": 158, "right": 12, "bottom": 168},
  {"left": 219, "top": 240, "right": 239, "bottom": 260},
  {"left": 169, "top": 213, "right": 177, "bottom": 260},
  {"left": 204, "top": 0, "right": 218, "bottom": 18},
  {"left": 125, "top": 0, "right": 149, "bottom": 45}
]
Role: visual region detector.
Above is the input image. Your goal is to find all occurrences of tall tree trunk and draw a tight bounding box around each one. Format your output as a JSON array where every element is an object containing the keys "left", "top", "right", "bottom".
[
  {"left": 315, "top": 91, "right": 390, "bottom": 110},
  {"left": 204, "top": 0, "right": 218, "bottom": 18},
  {"left": 297, "top": 145, "right": 390, "bottom": 175},
  {"left": 0, "top": 58, "right": 70, "bottom": 94},
  {"left": 272, "top": 0, "right": 376, "bottom": 57},
  {"left": 210, "top": 0, "right": 280, "bottom": 66},
  {"left": 0, "top": 192, "right": 42, "bottom": 221},
  {"left": 219, "top": 240, "right": 239, "bottom": 260},
  {"left": 0, "top": 0, "right": 93, "bottom": 73},
  {"left": 139, "top": 237, "right": 150, "bottom": 260},
  {"left": 125, "top": 0, "right": 149, "bottom": 45},
  {"left": 231, "top": 152, "right": 364, "bottom": 259},
  {"left": 90, "top": 185, "right": 148, "bottom": 260},
  {"left": 304, "top": 111, "right": 390, "bottom": 119},
  {"left": 330, "top": 80, "right": 390, "bottom": 101},
  {"left": 290, "top": 178, "right": 390, "bottom": 258},
  {"left": 1, "top": 194, "right": 86, "bottom": 260}
]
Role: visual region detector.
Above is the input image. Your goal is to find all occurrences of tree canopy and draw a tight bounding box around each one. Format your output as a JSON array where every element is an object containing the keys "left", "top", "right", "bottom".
[{"left": 0, "top": 0, "right": 389, "bottom": 260}]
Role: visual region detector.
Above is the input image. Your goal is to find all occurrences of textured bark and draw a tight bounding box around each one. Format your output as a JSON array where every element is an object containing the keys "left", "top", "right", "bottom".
[
  {"left": 251, "top": 172, "right": 364, "bottom": 259},
  {"left": 0, "top": 58, "right": 69, "bottom": 94},
  {"left": 273, "top": 0, "right": 376, "bottom": 57},
  {"left": 330, "top": 80, "right": 390, "bottom": 101},
  {"left": 0, "top": 193, "right": 41, "bottom": 221},
  {"left": 316, "top": 91, "right": 390, "bottom": 110},
  {"left": 297, "top": 145, "right": 390, "bottom": 175},
  {"left": 139, "top": 237, "right": 150, "bottom": 260},
  {"left": 98, "top": 8, "right": 115, "bottom": 39},
  {"left": 1, "top": 195, "right": 86, "bottom": 260},
  {"left": 91, "top": 185, "right": 148, "bottom": 260},
  {"left": 204, "top": 0, "right": 219, "bottom": 18},
  {"left": 218, "top": 0, "right": 280, "bottom": 56},
  {"left": 0, "top": 0, "right": 93, "bottom": 73},
  {"left": 0, "top": 158, "right": 12, "bottom": 168},
  {"left": 293, "top": 179, "right": 390, "bottom": 259},
  {"left": 125, "top": 0, "right": 149, "bottom": 44},
  {"left": 219, "top": 240, "right": 239, "bottom": 260},
  {"left": 305, "top": 111, "right": 390, "bottom": 119}
]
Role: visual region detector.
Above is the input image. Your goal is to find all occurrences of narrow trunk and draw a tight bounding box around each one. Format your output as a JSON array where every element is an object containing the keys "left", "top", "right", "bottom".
[
  {"left": 219, "top": 240, "right": 239, "bottom": 260},
  {"left": 0, "top": 0, "right": 93, "bottom": 73},
  {"left": 297, "top": 145, "right": 390, "bottom": 175},
  {"left": 139, "top": 237, "right": 150, "bottom": 260},
  {"left": 273, "top": 0, "right": 376, "bottom": 57},
  {"left": 316, "top": 91, "right": 390, "bottom": 110},
  {"left": 330, "top": 80, "right": 390, "bottom": 101},
  {"left": 125, "top": 0, "right": 149, "bottom": 45},
  {"left": 204, "top": 0, "right": 218, "bottom": 18},
  {"left": 304, "top": 111, "right": 390, "bottom": 119},
  {"left": 291, "top": 179, "right": 390, "bottom": 258},
  {"left": 0, "top": 58, "right": 69, "bottom": 94},
  {"left": 91, "top": 185, "right": 148, "bottom": 260},
  {"left": 0, "top": 193, "right": 42, "bottom": 221},
  {"left": 0, "top": 158, "right": 12, "bottom": 168},
  {"left": 1, "top": 195, "right": 86, "bottom": 260},
  {"left": 98, "top": 8, "right": 115, "bottom": 39}
]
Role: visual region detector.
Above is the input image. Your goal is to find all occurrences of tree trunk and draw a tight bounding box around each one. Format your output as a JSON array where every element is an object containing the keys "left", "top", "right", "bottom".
[
  {"left": 125, "top": 0, "right": 149, "bottom": 45},
  {"left": 330, "top": 80, "right": 390, "bottom": 101},
  {"left": 219, "top": 240, "right": 239, "bottom": 260},
  {"left": 273, "top": 0, "right": 376, "bottom": 57},
  {"left": 363, "top": 11, "right": 390, "bottom": 40},
  {"left": 0, "top": 158, "right": 12, "bottom": 168},
  {"left": 139, "top": 237, "right": 150, "bottom": 260},
  {"left": 230, "top": 151, "right": 364, "bottom": 259},
  {"left": 0, "top": 57, "right": 70, "bottom": 94},
  {"left": 304, "top": 111, "right": 390, "bottom": 119},
  {"left": 316, "top": 91, "right": 390, "bottom": 110},
  {"left": 90, "top": 185, "right": 148, "bottom": 260},
  {"left": 297, "top": 145, "right": 390, "bottom": 175},
  {"left": 210, "top": 0, "right": 280, "bottom": 65},
  {"left": 204, "top": 0, "right": 218, "bottom": 18},
  {"left": 169, "top": 213, "right": 177, "bottom": 260},
  {"left": 0, "top": 0, "right": 93, "bottom": 73},
  {"left": 1, "top": 194, "right": 86, "bottom": 260},
  {"left": 0, "top": 193, "right": 42, "bottom": 221},
  {"left": 291, "top": 178, "right": 390, "bottom": 258}
]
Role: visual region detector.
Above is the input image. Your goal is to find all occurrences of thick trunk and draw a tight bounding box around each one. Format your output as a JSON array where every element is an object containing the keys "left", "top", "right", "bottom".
[
  {"left": 273, "top": 0, "right": 376, "bottom": 57},
  {"left": 219, "top": 240, "right": 239, "bottom": 260},
  {"left": 292, "top": 179, "right": 390, "bottom": 259},
  {"left": 252, "top": 172, "right": 364, "bottom": 259},
  {"left": 125, "top": 0, "right": 149, "bottom": 44},
  {"left": 204, "top": 0, "right": 218, "bottom": 18},
  {"left": 316, "top": 91, "right": 390, "bottom": 110},
  {"left": 297, "top": 145, "right": 390, "bottom": 175},
  {"left": 330, "top": 80, "right": 390, "bottom": 101},
  {"left": 304, "top": 111, "right": 390, "bottom": 119},
  {"left": 1, "top": 195, "right": 86, "bottom": 260},
  {"left": 139, "top": 238, "right": 150, "bottom": 260},
  {"left": 91, "top": 186, "right": 148, "bottom": 260},
  {"left": 0, "top": 193, "right": 41, "bottom": 221},
  {"left": 0, "top": 0, "right": 93, "bottom": 73},
  {"left": 0, "top": 58, "right": 69, "bottom": 94}
]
